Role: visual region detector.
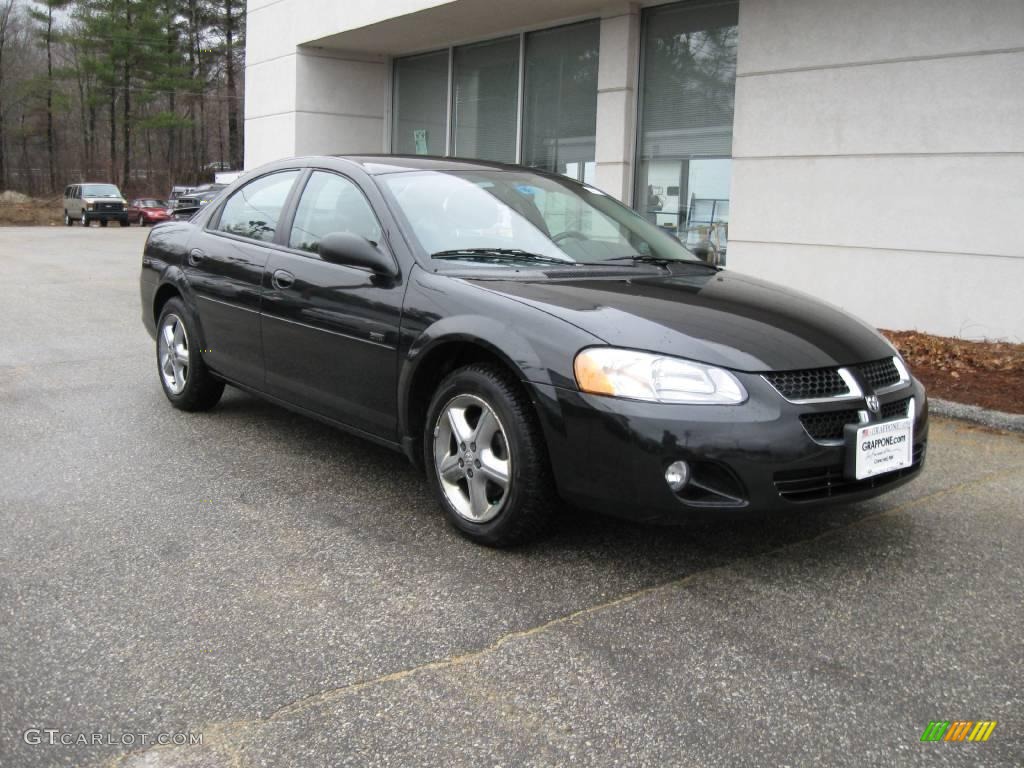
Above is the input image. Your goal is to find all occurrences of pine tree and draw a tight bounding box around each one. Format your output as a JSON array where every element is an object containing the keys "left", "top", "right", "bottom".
[{"left": 29, "top": 0, "right": 71, "bottom": 191}]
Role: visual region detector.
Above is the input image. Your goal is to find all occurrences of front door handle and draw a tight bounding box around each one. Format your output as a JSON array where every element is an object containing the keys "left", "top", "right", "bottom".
[
  {"left": 188, "top": 249, "right": 205, "bottom": 266},
  {"left": 272, "top": 269, "right": 295, "bottom": 290}
]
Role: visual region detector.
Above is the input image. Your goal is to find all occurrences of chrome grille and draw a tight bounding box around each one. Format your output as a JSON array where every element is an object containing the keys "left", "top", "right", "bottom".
[
  {"left": 858, "top": 358, "right": 901, "bottom": 391},
  {"left": 799, "top": 409, "right": 860, "bottom": 442},
  {"left": 880, "top": 397, "right": 912, "bottom": 420},
  {"left": 763, "top": 368, "right": 850, "bottom": 400}
]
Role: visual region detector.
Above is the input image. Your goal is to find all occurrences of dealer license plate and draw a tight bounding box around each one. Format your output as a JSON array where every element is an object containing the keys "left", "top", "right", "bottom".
[{"left": 850, "top": 418, "right": 913, "bottom": 479}]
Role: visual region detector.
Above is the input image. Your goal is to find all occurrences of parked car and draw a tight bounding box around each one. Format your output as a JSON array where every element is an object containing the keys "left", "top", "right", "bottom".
[
  {"left": 167, "top": 185, "right": 195, "bottom": 209},
  {"left": 127, "top": 198, "right": 171, "bottom": 226},
  {"left": 170, "top": 184, "right": 226, "bottom": 220},
  {"left": 140, "top": 156, "right": 928, "bottom": 546},
  {"left": 63, "top": 183, "right": 129, "bottom": 227}
]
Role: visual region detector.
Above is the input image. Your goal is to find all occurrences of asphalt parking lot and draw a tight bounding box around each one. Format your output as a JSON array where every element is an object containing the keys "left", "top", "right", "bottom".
[{"left": 1, "top": 226, "right": 1022, "bottom": 767}]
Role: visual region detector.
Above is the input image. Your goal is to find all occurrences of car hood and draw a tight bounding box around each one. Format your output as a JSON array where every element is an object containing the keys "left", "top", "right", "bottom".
[{"left": 464, "top": 267, "right": 895, "bottom": 372}]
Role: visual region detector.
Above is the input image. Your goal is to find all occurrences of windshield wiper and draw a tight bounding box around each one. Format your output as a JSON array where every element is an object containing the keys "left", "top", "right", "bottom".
[
  {"left": 432, "top": 248, "right": 575, "bottom": 265},
  {"left": 601, "top": 254, "right": 673, "bottom": 266},
  {"left": 602, "top": 254, "right": 718, "bottom": 269}
]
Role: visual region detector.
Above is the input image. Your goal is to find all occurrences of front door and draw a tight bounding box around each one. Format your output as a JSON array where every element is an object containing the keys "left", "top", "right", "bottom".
[
  {"left": 260, "top": 170, "right": 403, "bottom": 439},
  {"left": 186, "top": 169, "right": 301, "bottom": 386}
]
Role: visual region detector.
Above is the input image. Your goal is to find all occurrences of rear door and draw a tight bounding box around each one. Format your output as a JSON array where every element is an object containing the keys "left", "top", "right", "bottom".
[
  {"left": 186, "top": 169, "right": 302, "bottom": 387},
  {"left": 260, "top": 169, "right": 403, "bottom": 439}
]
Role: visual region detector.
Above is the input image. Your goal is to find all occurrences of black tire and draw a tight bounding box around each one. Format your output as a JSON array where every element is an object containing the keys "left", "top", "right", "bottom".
[
  {"left": 80, "top": 212, "right": 88, "bottom": 227},
  {"left": 138, "top": 215, "right": 146, "bottom": 226},
  {"left": 119, "top": 217, "right": 130, "bottom": 227},
  {"left": 64, "top": 210, "right": 72, "bottom": 226},
  {"left": 156, "top": 297, "right": 225, "bottom": 411},
  {"left": 423, "top": 364, "right": 554, "bottom": 547}
]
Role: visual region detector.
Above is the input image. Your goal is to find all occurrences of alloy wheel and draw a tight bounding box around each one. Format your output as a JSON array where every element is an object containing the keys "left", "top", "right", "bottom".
[
  {"left": 138, "top": 215, "right": 145, "bottom": 226},
  {"left": 80, "top": 212, "right": 87, "bottom": 226},
  {"left": 158, "top": 313, "right": 190, "bottom": 395},
  {"left": 433, "top": 394, "right": 511, "bottom": 523}
]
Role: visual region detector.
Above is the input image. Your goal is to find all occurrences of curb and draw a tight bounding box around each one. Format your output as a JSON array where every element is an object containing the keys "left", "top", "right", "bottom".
[{"left": 929, "top": 398, "right": 1024, "bottom": 433}]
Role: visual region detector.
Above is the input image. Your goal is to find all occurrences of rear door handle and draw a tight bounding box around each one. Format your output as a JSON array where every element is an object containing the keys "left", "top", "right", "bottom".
[
  {"left": 272, "top": 269, "right": 295, "bottom": 290},
  {"left": 188, "top": 249, "right": 205, "bottom": 266}
]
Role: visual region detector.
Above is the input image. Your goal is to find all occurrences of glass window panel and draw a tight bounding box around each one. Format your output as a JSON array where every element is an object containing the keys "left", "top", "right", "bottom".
[
  {"left": 216, "top": 170, "right": 299, "bottom": 242},
  {"left": 393, "top": 50, "right": 449, "bottom": 155},
  {"left": 636, "top": 1, "right": 738, "bottom": 256},
  {"left": 521, "top": 21, "right": 600, "bottom": 181},
  {"left": 289, "top": 171, "right": 382, "bottom": 254},
  {"left": 451, "top": 37, "right": 519, "bottom": 163}
]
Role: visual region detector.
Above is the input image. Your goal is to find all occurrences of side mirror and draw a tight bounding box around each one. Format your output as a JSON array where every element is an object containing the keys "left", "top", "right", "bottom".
[{"left": 318, "top": 232, "right": 397, "bottom": 276}]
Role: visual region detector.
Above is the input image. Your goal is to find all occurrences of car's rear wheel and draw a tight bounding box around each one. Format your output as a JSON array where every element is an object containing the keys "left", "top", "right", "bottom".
[
  {"left": 156, "top": 298, "right": 224, "bottom": 411},
  {"left": 424, "top": 364, "right": 554, "bottom": 546}
]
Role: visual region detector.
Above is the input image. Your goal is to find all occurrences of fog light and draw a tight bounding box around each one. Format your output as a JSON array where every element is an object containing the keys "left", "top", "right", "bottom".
[{"left": 665, "top": 461, "right": 690, "bottom": 492}]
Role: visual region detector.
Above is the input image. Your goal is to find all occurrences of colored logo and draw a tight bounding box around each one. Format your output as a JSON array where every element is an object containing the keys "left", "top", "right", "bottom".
[{"left": 920, "top": 721, "right": 997, "bottom": 742}]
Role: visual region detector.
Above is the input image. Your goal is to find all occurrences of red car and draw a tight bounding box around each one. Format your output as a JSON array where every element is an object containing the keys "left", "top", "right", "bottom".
[{"left": 127, "top": 198, "right": 171, "bottom": 226}]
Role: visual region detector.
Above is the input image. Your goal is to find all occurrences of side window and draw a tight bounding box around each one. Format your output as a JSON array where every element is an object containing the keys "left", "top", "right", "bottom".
[
  {"left": 216, "top": 170, "right": 299, "bottom": 243},
  {"left": 289, "top": 171, "right": 382, "bottom": 254}
]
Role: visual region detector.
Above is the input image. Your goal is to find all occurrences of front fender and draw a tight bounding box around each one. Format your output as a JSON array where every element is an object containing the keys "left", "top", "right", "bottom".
[{"left": 396, "top": 270, "right": 601, "bottom": 458}]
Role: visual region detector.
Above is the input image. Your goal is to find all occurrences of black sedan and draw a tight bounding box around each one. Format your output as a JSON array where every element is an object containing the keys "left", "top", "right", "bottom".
[{"left": 139, "top": 156, "right": 927, "bottom": 546}]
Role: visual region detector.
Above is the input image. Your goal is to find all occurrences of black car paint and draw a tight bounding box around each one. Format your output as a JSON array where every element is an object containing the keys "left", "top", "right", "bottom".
[{"left": 141, "top": 155, "right": 927, "bottom": 522}]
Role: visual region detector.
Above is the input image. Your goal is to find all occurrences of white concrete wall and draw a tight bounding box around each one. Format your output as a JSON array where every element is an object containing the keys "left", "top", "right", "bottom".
[
  {"left": 594, "top": 9, "right": 641, "bottom": 205},
  {"left": 245, "top": 0, "right": 401, "bottom": 168},
  {"left": 729, "top": 0, "right": 1024, "bottom": 340},
  {"left": 244, "top": 49, "right": 389, "bottom": 168}
]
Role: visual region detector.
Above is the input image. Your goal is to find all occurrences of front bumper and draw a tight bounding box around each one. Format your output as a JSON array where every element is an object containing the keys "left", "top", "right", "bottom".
[
  {"left": 85, "top": 208, "right": 127, "bottom": 221},
  {"left": 530, "top": 373, "right": 928, "bottom": 523}
]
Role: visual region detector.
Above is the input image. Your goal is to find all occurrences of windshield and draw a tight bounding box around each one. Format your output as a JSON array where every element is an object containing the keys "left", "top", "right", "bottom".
[
  {"left": 82, "top": 184, "right": 121, "bottom": 198},
  {"left": 138, "top": 199, "right": 164, "bottom": 208},
  {"left": 380, "top": 170, "right": 703, "bottom": 267}
]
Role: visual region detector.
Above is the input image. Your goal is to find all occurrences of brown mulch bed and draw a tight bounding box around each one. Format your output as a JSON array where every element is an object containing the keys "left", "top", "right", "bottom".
[{"left": 882, "top": 330, "right": 1024, "bottom": 414}]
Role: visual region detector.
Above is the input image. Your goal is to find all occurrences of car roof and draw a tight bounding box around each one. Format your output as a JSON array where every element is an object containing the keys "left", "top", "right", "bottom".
[{"left": 328, "top": 154, "right": 530, "bottom": 175}]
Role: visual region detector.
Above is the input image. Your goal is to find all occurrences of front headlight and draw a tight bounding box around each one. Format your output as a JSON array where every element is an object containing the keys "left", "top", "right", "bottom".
[{"left": 574, "top": 347, "right": 747, "bottom": 404}]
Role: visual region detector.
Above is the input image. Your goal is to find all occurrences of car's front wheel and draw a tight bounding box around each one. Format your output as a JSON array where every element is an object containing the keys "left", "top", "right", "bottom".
[
  {"left": 64, "top": 210, "right": 72, "bottom": 226},
  {"left": 156, "top": 298, "right": 224, "bottom": 411},
  {"left": 424, "top": 364, "right": 554, "bottom": 546},
  {"left": 80, "top": 212, "right": 88, "bottom": 226},
  {"left": 138, "top": 215, "right": 146, "bottom": 226}
]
